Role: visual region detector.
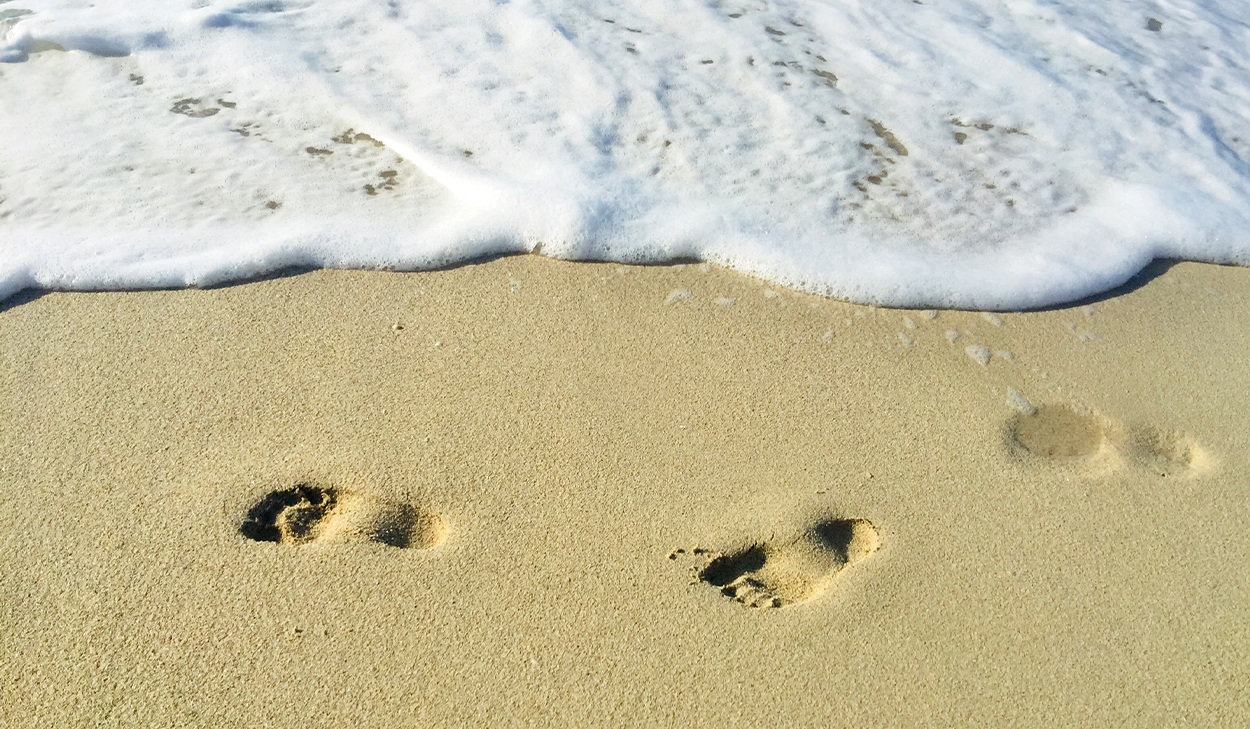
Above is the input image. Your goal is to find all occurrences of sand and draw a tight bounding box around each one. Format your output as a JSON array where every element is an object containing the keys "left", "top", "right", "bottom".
[{"left": 1, "top": 257, "right": 1248, "bottom": 726}]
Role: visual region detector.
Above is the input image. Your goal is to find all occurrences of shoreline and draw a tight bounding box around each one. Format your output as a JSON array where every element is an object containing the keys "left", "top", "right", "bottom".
[{"left": 0, "top": 254, "right": 1199, "bottom": 317}]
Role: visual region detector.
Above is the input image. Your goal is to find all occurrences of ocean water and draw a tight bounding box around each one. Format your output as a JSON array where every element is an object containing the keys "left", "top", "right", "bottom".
[{"left": 1, "top": 0, "right": 1248, "bottom": 309}]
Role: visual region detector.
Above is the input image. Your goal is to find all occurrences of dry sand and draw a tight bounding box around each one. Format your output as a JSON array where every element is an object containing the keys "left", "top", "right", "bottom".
[{"left": 1, "top": 257, "right": 1247, "bottom": 726}]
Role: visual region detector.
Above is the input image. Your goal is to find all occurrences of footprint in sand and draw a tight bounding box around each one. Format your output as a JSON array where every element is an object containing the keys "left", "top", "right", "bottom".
[
  {"left": 240, "top": 483, "right": 446, "bottom": 549},
  {"left": 1008, "top": 404, "right": 1105, "bottom": 458},
  {"left": 1006, "top": 403, "right": 1211, "bottom": 477},
  {"left": 674, "top": 518, "right": 880, "bottom": 609},
  {"left": 1123, "top": 425, "right": 1213, "bottom": 478}
]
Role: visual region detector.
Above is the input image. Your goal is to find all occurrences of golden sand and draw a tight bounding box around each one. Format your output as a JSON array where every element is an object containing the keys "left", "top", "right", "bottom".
[{"left": 2, "top": 257, "right": 1247, "bottom": 725}]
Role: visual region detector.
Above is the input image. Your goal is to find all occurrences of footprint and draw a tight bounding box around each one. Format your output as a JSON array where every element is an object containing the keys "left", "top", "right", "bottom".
[
  {"left": 1124, "top": 426, "right": 1213, "bottom": 478},
  {"left": 240, "top": 483, "right": 446, "bottom": 549},
  {"left": 1006, "top": 403, "right": 1212, "bottom": 478},
  {"left": 1008, "top": 404, "right": 1105, "bottom": 458},
  {"left": 676, "top": 518, "right": 880, "bottom": 609}
]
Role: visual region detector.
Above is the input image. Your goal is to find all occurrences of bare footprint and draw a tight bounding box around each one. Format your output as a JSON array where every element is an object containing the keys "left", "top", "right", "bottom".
[
  {"left": 675, "top": 518, "right": 880, "bottom": 609},
  {"left": 1008, "top": 404, "right": 1105, "bottom": 458},
  {"left": 1006, "top": 403, "right": 1212, "bottom": 478},
  {"left": 1124, "top": 426, "right": 1213, "bottom": 478},
  {"left": 240, "top": 483, "right": 446, "bottom": 549}
]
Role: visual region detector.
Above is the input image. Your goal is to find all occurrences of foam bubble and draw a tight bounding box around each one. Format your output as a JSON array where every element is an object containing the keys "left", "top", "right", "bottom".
[
  {"left": 2, "top": 0, "right": 1249, "bottom": 307},
  {"left": 664, "top": 289, "right": 694, "bottom": 305},
  {"left": 1007, "top": 388, "right": 1037, "bottom": 416}
]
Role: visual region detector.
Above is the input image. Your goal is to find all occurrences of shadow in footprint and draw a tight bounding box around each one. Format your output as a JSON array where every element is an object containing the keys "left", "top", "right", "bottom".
[
  {"left": 240, "top": 484, "right": 335, "bottom": 545},
  {"left": 697, "top": 518, "right": 879, "bottom": 609},
  {"left": 240, "top": 483, "right": 445, "bottom": 549}
]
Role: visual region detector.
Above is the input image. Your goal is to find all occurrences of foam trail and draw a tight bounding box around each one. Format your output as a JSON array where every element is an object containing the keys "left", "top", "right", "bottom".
[{"left": 1, "top": 0, "right": 1249, "bottom": 308}]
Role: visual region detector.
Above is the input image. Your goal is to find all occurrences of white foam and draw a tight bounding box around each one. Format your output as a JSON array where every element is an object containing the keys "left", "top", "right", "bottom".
[
  {"left": 664, "top": 288, "right": 694, "bottom": 305},
  {"left": 3, "top": 0, "right": 1249, "bottom": 308},
  {"left": 1007, "top": 387, "right": 1036, "bottom": 415}
]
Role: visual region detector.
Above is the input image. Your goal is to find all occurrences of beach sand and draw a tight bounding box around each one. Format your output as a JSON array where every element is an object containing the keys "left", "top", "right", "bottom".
[{"left": 1, "top": 257, "right": 1247, "bottom": 726}]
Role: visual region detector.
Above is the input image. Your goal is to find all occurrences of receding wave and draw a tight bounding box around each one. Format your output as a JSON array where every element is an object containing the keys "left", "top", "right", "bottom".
[{"left": 2, "top": 0, "right": 1248, "bottom": 308}]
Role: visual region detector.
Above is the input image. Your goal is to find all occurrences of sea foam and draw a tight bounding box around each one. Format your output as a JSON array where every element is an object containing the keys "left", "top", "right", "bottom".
[{"left": 2, "top": 0, "right": 1249, "bottom": 308}]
